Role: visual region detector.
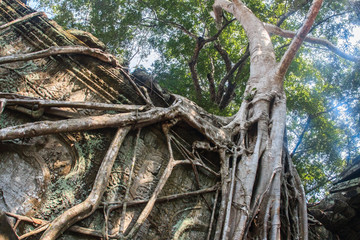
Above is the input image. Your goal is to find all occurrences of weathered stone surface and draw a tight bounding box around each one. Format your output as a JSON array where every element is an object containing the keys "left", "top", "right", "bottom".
[
  {"left": 67, "top": 29, "right": 107, "bottom": 51},
  {"left": 309, "top": 157, "right": 360, "bottom": 240},
  {"left": 0, "top": 211, "right": 18, "bottom": 240},
  {"left": 0, "top": 1, "right": 218, "bottom": 239}
]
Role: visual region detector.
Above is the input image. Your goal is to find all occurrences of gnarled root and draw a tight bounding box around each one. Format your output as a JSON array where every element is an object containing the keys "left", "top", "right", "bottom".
[{"left": 39, "top": 127, "right": 130, "bottom": 240}]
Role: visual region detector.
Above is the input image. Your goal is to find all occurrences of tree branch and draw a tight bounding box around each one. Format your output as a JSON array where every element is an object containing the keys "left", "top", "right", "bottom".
[
  {"left": 124, "top": 123, "right": 177, "bottom": 238},
  {"left": 160, "top": 11, "right": 235, "bottom": 103},
  {"left": 219, "top": 80, "right": 236, "bottom": 109},
  {"left": 291, "top": 116, "right": 311, "bottom": 157},
  {"left": 309, "top": 11, "right": 351, "bottom": 34},
  {"left": 276, "top": 0, "right": 311, "bottom": 27},
  {"left": 213, "top": 41, "right": 233, "bottom": 105},
  {"left": 0, "top": 95, "right": 146, "bottom": 112},
  {"left": 0, "top": 46, "right": 120, "bottom": 67},
  {"left": 205, "top": 18, "right": 235, "bottom": 43},
  {"left": 220, "top": 55, "right": 247, "bottom": 109},
  {"left": 161, "top": 20, "right": 198, "bottom": 39},
  {"left": 214, "top": 42, "right": 232, "bottom": 72},
  {"left": 264, "top": 23, "right": 359, "bottom": 62},
  {"left": 207, "top": 57, "right": 217, "bottom": 102},
  {"left": 216, "top": 48, "right": 249, "bottom": 104},
  {"left": 188, "top": 38, "right": 206, "bottom": 101},
  {"left": 0, "top": 11, "right": 45, "bottom": 30},
  {"left": 276, "top": 0, "right": 324, "bottom": 78},
  {"left": 0, "top": 105, "right": 178, "bottom": 141},
  {"left": 0, "top": 97, "right": 230, "bottom": 145},
  {"left": 290, "top": 103, "right": 344, "bottom": 158},
  {"left": 277, "top": 9, "right": 299, "bottom": 27},
  {"left": 187, "top": 19, "right": 235, "bottom": 101},
  {"left": 105, "top": 184, "right": 219, "bottom": 208}
]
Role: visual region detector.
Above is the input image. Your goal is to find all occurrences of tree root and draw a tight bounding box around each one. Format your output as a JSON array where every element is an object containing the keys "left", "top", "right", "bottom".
[
  {"left": 118, "top": 67, "right": 154, "bottom": 106},
  {"left": 103, "top": 183, "right": 219, "bottom": 238},
  {"left": 5, "top": 212, "right": 103, "bottom": 239},
  {"left": 207, "top": 188, "right": 220, "bottom": 240},
  {"left": 0, "top": 96, "right": 230, "bottom": 146},
  {"left": 0, "top": 93, "right": 224, "bottom": 239},
  {"left": 0, "top": 11, "right": 45, "bottom": 30},
  {"left": 214, "top": 149, "right": 229, "bottom": 240},
  {"left": 0, "top": 99, "right": 5, "bottom": 115},
  {"left": 39, "top": 127, "right": 130, "bottom": 240},
  {"left": 120, "top": 122, "right": 182, "bottom": 238},
  {"left": 0, "top": 46, "right": 120, "bottom": 67},
  {"left": 104, "top": 184, "right": 219, "bottom": 208},
  {"left": 0, "top": 93, "right": 147, "bottom": 112},
  {"left": 0, "top": 0, "right": 331, "bottom": 238},
  {"left": 0, "top": 104, "right": 178, "bottom": 140},
  {"left": 119, "top": 128, "right": 141, "bottom": 234},
  {"left": 221, "top": 148, "right": 238, "bottom": 239},
  {"left": 19, "top": 224, "right": 49, "bottom": 239},
  {"left": 0, "top": 88, "right": 307, "bottom": 240}
]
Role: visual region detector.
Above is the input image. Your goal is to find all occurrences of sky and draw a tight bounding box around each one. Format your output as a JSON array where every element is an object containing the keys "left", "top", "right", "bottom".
[{"left": 352, "top": 26, "right": 360, "bottom": 42}]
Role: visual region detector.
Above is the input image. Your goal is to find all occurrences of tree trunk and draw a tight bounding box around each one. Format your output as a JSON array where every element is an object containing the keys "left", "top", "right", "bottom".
[{"left": 210, "top": 0, "right": 323, "bottom": 238}]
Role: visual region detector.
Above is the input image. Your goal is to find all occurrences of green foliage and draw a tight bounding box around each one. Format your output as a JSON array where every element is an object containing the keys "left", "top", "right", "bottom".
[
  {"left": 29, "top": 0, "right": 360, "bottom": 200},
  {"left": 285, "top": 47, "right": 359, "bottom": 200}
]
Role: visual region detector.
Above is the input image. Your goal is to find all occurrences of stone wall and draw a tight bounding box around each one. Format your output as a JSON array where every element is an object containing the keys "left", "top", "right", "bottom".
[{"left": 0, "top": 1, "right": 218, "bottom": 239}]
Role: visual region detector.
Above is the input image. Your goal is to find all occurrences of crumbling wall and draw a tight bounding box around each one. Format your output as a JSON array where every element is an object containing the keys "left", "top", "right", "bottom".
[
  {"left": 0, "top": 1, "right": 218, "bottom": 239},
  {"left": 309, "top": 162, "right": 360, "bottom": 240}
]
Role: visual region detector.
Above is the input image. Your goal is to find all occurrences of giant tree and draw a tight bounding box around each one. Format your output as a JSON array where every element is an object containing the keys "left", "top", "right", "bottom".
[
  {"left": 0, "top": 0, "right": 359, "bottom": 239},
  {"left": 32, "top": 0, "right": 360, "bottom": 199}
]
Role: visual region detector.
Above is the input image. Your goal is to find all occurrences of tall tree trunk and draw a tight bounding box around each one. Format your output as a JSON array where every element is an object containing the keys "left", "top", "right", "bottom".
[{"left": 211, "top": 0, "right": 323, "bottom": 238}]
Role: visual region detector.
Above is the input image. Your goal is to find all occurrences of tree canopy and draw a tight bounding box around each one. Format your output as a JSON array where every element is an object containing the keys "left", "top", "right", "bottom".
[{"left": 29, "top": 0, "right": 360, "bottom": 201}]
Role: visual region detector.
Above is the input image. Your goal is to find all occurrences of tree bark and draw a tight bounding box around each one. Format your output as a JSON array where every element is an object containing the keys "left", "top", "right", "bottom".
[
  {"left": 0, "top": 46, "right": 119, "bottom": 66},
  {"left": 211, "top": 0, "right": 323, "bottom": 238}
]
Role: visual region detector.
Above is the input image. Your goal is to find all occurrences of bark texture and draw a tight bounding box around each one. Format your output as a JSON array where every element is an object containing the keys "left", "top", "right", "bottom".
[{"left": 211, "top": 0, "right": 324, "bottom": 238}]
